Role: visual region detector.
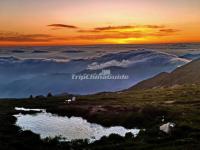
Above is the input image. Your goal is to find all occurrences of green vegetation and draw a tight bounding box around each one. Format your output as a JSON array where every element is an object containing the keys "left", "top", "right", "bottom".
[{"left": 1, "top": 84, "right": 200, "bottom": 149}]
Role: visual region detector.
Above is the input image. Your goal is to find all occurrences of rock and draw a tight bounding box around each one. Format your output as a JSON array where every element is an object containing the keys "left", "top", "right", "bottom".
[
  {"left": 161, "top": 116, "right": 165, "bottom": 122},
  {"left": 72, "top": 96, "right": 76, "bottom": 101},
  {"left": 160, "top": 122, "right": 175, "bottom": 134},
  {"left": 65, "top": 99, "right": 72, "bottom": 104}
]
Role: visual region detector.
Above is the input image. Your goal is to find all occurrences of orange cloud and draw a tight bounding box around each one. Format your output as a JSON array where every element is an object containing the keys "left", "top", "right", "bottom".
[
  {"left": 143, "top": 25, "right": 165, "bottom": 29},
  {"left": 93, "top": 25, "right": 165, "bottom": 31},
  {"left": 47, "top": 24, "right": 78, "bottom": 29},
  {"left": 0, "top": 25, "right": 180, "bottom": 45},
  {"left": 159, "top": 29, "right": 179, "bottom": 33},
  {"left": 77, "top": 25, "right": 166, "bottom": 33},
  {"left": 0, "top": 32, "right": 62, "bottom": 42},
  {"left": 72, "top": 29, "right": 179, "bottom": 41},
  {"left": 94, "top": 25, "right": 135, "bottom": 31},
  {"left": 77, "top": 26, "right": 135, "bottom": 33},
  {"left": 74, "top": 25, "right": 179, "bottom": 40}
]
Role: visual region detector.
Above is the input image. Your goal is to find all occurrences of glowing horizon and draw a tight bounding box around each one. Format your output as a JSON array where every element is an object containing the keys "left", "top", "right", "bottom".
[{"left": 0, "top": 0, "right": 200, "bottom": 46}]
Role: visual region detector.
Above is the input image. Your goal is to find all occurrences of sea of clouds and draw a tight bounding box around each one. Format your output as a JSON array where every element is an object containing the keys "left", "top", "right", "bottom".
[{"left": 0, "top": 43, "right": 199, "bottom": 98}]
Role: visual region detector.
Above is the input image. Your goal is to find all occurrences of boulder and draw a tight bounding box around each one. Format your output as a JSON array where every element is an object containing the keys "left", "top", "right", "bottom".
[{"left": 160, "top": 122, "right": 175, "bottom": 134}]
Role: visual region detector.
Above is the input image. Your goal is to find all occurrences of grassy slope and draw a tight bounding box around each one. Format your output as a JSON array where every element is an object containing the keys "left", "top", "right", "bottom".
[
  {"left": 132, "top": 58, "right": 200, "bottom": 89},
  {"left": 1, "top": 84, "right": 200, "bottom": 149}
]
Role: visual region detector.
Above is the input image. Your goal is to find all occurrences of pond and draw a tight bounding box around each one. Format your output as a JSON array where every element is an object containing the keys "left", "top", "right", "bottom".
[{"left": 14, "top": 107, "right": 140, "bottom": 143}]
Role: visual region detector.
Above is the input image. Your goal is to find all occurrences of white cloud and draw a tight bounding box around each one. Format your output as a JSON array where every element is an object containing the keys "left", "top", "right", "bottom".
[{"left": 87, "top": 59, "right": 132, "bottom": 70}]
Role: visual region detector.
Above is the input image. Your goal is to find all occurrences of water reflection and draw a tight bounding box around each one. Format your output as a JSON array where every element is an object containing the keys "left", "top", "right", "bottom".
[{"left": 14, "top": 108, "right": 140, "bottom": 142}]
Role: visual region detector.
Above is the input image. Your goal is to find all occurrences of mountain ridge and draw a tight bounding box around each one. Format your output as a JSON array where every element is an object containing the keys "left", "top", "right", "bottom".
[{"left": 131, "top": 58, "right": 200, "bottom": 90}]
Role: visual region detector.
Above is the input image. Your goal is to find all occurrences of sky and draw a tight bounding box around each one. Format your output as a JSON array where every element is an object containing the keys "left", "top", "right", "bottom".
[{"left": 0, "top": 0, "right": 200, "bottom": 46}]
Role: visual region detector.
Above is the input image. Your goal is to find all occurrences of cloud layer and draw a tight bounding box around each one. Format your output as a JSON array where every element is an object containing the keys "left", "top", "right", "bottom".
[
  {"left": 0, "top": 32, "right": 56, "bottom": 42},
  {"left": 0, "top": 24, "right": 180, "bottom": 43},
  {"left": 87, "top": 60, "right": 132, "bottom": 70},
  {"left": 47, "top": 24, "right": 78, "bottom": 29}
]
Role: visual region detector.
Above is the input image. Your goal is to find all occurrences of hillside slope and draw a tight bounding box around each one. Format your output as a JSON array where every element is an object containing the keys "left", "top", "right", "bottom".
[{"left": 131, "top": 58, "right": 200, "bottom": 89}]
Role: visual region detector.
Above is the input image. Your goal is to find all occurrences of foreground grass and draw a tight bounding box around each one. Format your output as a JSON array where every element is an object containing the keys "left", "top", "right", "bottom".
[{"left": 0, "top": 84, "right": 200, "bottom": 149}]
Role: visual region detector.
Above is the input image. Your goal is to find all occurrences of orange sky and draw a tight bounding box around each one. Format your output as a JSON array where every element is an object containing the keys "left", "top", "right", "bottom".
[{"left": 0, "top": 0, "right": 200, "bottom": 46}]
